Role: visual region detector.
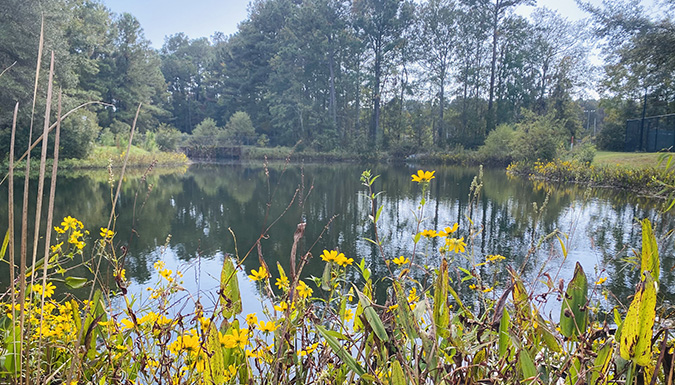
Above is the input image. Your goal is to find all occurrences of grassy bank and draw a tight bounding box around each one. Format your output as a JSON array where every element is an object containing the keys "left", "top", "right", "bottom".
[
  {"left": 593, "top": 151, "right": 668, "bottom": 169},
  {"left": 509, "top": 156, "right": 675, "bottom": 197}
]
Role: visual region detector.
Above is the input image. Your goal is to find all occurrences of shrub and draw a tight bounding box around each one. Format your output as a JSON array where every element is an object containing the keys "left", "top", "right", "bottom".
[
  {"left": 190, "top": 117, "right": 222, "bottom": 146},
  {"left": 58, "top": 109, "right": 101, "bottom": 159},
  {"left": 155, "top": 124, "right": 182, "bottom": 151},
  {"left": 479, "top": 123, "right": 515, "bottom": 162},
  {"left": 510, "top": 114, "right": 562, "bottom": 162},
  {"left": 224, "top": 111, "right": 257, "bottom": 145}
]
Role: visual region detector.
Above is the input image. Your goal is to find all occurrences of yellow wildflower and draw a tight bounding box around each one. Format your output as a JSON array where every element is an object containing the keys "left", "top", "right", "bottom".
[
  {"left": 388, "top": 304, "right": 399, "bottom": 312},
  {"left": 245, "top": 313, "right": 258, "bottom": 327},
  {"left": 486, "top": 254, "right": 506, "bottom": 263},
  {"left": 411, "top": 170, "right": 436, "bottom": 183},
  {"left": 274, "top": 301, "right": 289, "bottom": 312},
  {"left": 420, "top": 229, "right": 437, "bottom": 238},
  {"left": 61, "top": 216, "right": 82, "bottom": 231},
  {"left": 595, "top": 277, "right": 607, "bottom": 285},
  {"left": 230, "top": 328, "right": 248, "bottom": 349},
  {"left": 445, "top": 237, "right": 467, "bottom": 253},
  {"left": 100, "top": 227, "right": 115, "bottom": 239},
  {"left": 321, "top": 250, "right": 340, "bottom": 263},
  {"left": 259, "top": 320, "right": 277, "bottom": 332},
  {"left": 248, "top": 266, "right": 268, "bottom": 281},
  {"left": 437, "top": 223, "right": 459, "bottom": 237},
  {"left": 50, "top": 242, "right": 63, "bottom": 253},
  {"left": 344, "top": 308, "right": 354, "bottom": 322},
  {"left": 275, "top": 275, "right": 289, "bottom": 290},
  {"left": 299, "top": 342, "right": 319, "bottom": 357},
  {"left": 296, "top": 280, "right": 313, "bottom": 298},
  {"left": 392, "top": 256, "right": 410, "bottom": 265},
  {"left": 335, "top": 254, "right": 354, "bottom": 267},
  {"left": 54, "top": 226, "right": 65, "bottom": 234}
]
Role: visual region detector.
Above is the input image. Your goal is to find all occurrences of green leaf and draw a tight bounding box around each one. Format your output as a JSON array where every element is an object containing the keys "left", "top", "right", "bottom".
[
  {"left": 355, "top": 288, "right": 389, "bottom": 342},
  {"left": 65, "top": 276, "right": 88, "bottom": 289},
  {"left": 0, "top": 230, "right": 9, "bottom": 262},
  {"left": 220, "top": 258, "right": 242, "bottom": 319},
  {"left": 321, "top": 262, "right": 333, "bottom": 291},
  {"left": 641, "top": 219, "right": 659, "bottom": 285},
  {"left": 204, "top": 324, "right": 226, "bottom": 384},
  {"left": 519, "top": 349, "right": 538, "bottom": 383},
  {"left": 433, "top": 259, "right": 450, "bottom": 338},
  {"left": 559, "top": 262, "right": 588, "bottom": 341},
  {"left": 620, "top": 271, "right": 657, "bottom": 366},
  {"left": 375, "top": 205, "right": 383, "bottom": 223},
  {"left": 390, "top": 360, "right": 406, "bottom": 385},
  {"left": 316, "top": 325, "right": 365, "bottom": 377},
  {"left": 498, "top": 309, "right": 511, "bottom": 358}
]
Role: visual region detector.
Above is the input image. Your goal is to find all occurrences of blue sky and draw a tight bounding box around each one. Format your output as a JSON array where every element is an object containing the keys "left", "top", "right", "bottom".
[
  {"left": 101, "top": 0, "right": 598, "bottom": 49},
  {"left": 101, "top": 0, "right": 250, "bottom": 48}
]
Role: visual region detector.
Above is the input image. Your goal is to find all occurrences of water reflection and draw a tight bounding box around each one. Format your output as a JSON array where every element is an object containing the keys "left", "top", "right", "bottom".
[{"left": 1, "top": 162, "right": 673, "bottom": 309}]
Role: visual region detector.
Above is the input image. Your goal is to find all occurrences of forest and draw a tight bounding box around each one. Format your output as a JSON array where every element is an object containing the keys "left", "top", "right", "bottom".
[{"left": 0, "top": 0, "right": 673, "bottom": 158}]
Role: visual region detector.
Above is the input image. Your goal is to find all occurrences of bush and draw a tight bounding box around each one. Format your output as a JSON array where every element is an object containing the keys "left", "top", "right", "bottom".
[
  {"left": 98, "top": 127, "right": 115, "bottom": 146},
  {"left": 224, "top": 111, "right": 257, "bottom": 145},
  {"left": 59, "top": 109, "right": 101, "bottom": 159},
  {"left": 190, "top": 118, "right": 222, "bottom": 146},
  {"left": 595, "top": 122, "right": 625, "bottom": 151},
  {"left": 155, "top": 124, "right": 182, "bottom": 151},
  {"left": 479, "top": 123, "right": 515, "bottom": 162},
  {"left": 510, "top": 114, "right": 562, "bottom": 162}
]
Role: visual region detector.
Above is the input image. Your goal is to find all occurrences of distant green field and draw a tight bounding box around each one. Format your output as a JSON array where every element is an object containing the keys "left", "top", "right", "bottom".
[{"left": 592, "top": 151, "right": 671, "bottom": 169}]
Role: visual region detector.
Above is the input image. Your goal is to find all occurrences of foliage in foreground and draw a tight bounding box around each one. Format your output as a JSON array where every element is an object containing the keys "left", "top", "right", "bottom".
[{"left": 0, "top": 170, "right": 669, "bottom": 385}]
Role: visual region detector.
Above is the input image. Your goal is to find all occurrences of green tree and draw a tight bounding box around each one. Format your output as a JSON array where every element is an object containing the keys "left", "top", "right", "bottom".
[
  {"left": 224, "top": 111, "right": 256, "bottom": 145},
  {"left": 353, "top": 0, "right": 413, "bottom": 147},
  {"left": 190, "top": 117, "right": 222, "bottom": 146},
  {"left": 417, "top": 0, "right": 457, "bottom": 145},
  {"left": 160, "top": 34, "right": 214, "bottom": 133},
  {"left": 97, "top": 13, "right": 169, "bottom": 132},
  {"left": 55, "top": 109, "right": 101, "bottom": 159}
]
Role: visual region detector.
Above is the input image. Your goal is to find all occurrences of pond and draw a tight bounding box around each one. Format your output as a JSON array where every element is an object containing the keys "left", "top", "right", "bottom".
[{"left": 1, "top": 161, "right": 674, "bottom": 317}]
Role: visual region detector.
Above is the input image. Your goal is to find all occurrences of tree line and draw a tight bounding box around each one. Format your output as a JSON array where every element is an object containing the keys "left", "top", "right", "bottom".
[{"left": 0, "top": 0, "right": 673, "bottom": 159}]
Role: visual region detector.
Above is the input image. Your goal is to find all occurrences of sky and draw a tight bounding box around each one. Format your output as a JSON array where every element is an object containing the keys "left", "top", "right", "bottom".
[
  {"left": 101, "top": 0, "right": 251, "bottom": 48},
  {"left": 101, "top": 0, "right": 600, "bottom": 49}
]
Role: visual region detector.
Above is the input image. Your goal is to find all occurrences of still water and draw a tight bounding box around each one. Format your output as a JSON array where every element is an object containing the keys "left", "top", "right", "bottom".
[{"left": 2, "top": 162, "right": 674, "bottom": 314}]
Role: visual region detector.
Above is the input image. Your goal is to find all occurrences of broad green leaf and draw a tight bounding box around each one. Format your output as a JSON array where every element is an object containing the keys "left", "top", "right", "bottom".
[
  {"left": 65, "top": 276, "right": 88, "bottom": 289},
  {"left": 316, "top": 325, "right": 365, "bottom": 376},
  {"left": 433, "top": 259, "right": 450, "bottom": 338},
  {"left": 641, "top": 219, "right": 659, "bottom": 285},
  {"left": 498, "top": 309, "right": 511, "bottom": 358},
  {"left": 390, "top": 360, "right": 406, "bottom": 385},
  {"left": 220, "top": 258, "right": 242, "bottom": 319},
  {"left": 519, "top": 349, "right": 537, "bottom": 383},
  {"left": 356, "top": 288, "right": 389, "bottom": 342},
  {"left": 3, "top": 325, "right": 21, "bottom": 374},
  {"left": 559, "top": 262, "right": 588, "bottom": 341},
  {"left": 205, "top": 324, "right": 226, "bottom": 384},
  {"left": 620, "top": 271, "right": 657, "bottom": 366}
]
